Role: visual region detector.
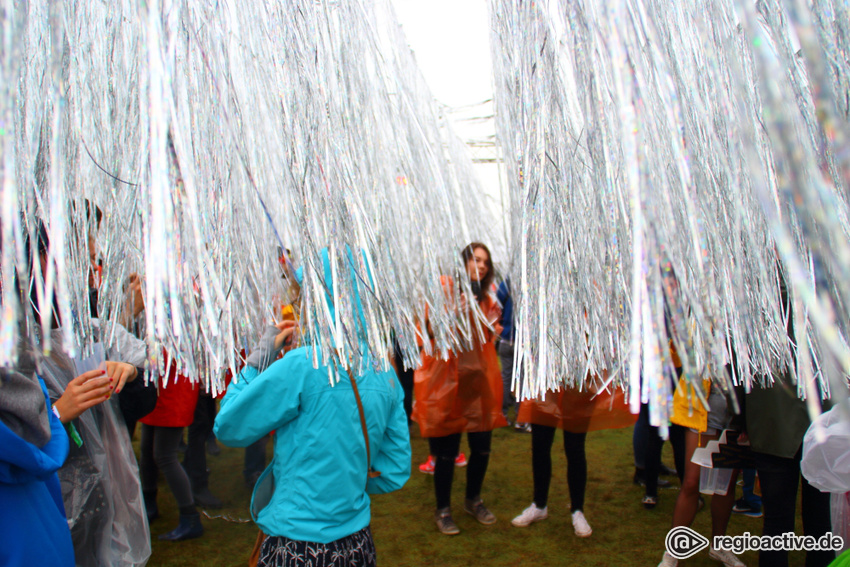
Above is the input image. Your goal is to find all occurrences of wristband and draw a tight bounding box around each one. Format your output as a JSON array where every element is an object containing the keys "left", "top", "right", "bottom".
[
  {"left": 67, "top": 422, "right": 83, "bottom": 448},
  {"left": 52, "top": 404, "right": 83, "bottom": 447}
]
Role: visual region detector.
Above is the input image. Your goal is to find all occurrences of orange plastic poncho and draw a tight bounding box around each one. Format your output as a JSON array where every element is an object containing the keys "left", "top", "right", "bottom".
[
  {"left": 412, "top": 290, "right": 508, "bottom": 438},
  {"left": 517, "top": 377, "right": 636, "bottom": 433}
]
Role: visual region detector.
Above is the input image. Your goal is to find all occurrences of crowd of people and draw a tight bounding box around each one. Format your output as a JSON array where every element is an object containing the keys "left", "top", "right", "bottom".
[{"left": 2, "top": 227, "right": 849, "bottom": 567}]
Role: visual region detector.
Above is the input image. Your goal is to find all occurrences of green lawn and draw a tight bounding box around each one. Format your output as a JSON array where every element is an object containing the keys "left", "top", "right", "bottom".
[{"left": 142, "top": 425, "right": 804, "bottom": 566}]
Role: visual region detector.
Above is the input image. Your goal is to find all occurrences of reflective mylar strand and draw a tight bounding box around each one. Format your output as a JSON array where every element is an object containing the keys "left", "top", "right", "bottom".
[
  {"left": 489, "top": 0, "right": 850, "bottom": 431},
  {"left": 3, "top": 0, "right": 502, "bottom": 389}
]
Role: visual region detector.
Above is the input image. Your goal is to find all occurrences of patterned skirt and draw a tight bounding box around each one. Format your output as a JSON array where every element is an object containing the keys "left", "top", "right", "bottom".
[{"left": 257, "top": 526, "right": 377, "bottom": 567}]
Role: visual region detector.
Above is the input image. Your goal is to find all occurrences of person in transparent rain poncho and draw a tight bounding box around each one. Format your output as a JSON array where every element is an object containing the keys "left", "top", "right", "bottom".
[{"left": 20, "top": 222, "right": 150, "bottom": 567}]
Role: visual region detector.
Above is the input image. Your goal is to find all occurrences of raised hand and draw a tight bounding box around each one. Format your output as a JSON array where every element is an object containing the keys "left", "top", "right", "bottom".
[
  {"left": 273, "top": 320, "right": 299, "bottom": 351},
  {"left": 53, "top": 369, "right": 113, "bottom": 423}
]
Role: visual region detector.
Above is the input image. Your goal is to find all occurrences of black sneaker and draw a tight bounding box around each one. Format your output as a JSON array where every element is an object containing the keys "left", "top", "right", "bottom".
[{"left": 732, "top": 498, "right": 763, "bottom": 518}]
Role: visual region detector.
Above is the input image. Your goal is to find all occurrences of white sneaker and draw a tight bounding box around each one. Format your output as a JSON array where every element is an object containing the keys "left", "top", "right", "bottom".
[
  {"left": 658, "top": 551, "right": 678, "bottom": 567},
  {"left": 709, "top": 547, "right": 745, "bottom": 567},
  {"left": 511, "top": 503, "right": 548, "bottom": 527},
  {"left": 571, "top": 510, "right": 592, "bottom": 537}
]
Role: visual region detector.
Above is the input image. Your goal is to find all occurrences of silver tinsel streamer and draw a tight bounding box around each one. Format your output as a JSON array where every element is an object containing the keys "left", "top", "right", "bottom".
[
  {"left": 489, "top": 0, "right": 850, "bottom": 432},
  {"left": 1, "top": 0, "right": 502, "bottom": 389}
]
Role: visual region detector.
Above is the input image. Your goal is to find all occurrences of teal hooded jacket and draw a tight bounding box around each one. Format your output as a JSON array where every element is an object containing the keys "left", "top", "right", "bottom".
[{"left": 214, "top": 248, "right": 411, "bottom": 544}]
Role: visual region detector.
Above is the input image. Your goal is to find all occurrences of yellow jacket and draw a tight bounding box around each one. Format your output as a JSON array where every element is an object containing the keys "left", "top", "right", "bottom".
[
  {"left": 671, "top": 377, "right": 710, "bottom": 432},
  {"left": 668, "top": 340, "right": 710, "bottom": 432}
]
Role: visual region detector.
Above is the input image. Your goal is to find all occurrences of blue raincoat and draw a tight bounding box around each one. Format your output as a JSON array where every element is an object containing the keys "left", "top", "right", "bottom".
[
  {"left": 0, "top": 377, "right": 74, "bottom": 567},
  {"left": 215, "top": 248, "right": 411, "bottom": 544}
]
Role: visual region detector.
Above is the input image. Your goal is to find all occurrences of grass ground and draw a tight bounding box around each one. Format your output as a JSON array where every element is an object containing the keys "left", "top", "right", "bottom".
[{"left": 141, "top": 423, "right": 806, "bottom": 566}]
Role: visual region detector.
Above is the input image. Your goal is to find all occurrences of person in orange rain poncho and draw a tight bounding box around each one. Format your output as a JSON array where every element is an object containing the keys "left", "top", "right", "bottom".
[
  {"left": 510, "top": 374, "right": 636, "bottom": 537},
  {"left": 412, "top": 242, "right": 508, "bottom": 535}
]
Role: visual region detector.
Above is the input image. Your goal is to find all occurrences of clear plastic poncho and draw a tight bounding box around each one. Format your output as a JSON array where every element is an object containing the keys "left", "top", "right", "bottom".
[
  {"left": 802, "top": 399, "right": 850, "bottom": 555},
  {"left": 19, "top": 331, "right": 150, "bottom": 567}
]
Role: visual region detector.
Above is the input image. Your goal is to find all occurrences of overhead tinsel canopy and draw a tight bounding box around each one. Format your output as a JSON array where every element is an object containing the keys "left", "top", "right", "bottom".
[
  {"left": 3, "top": 0, "right": 849, "bottom": 426},
  {"left": 489, "top": 0, "right": 850, "bottom": 433},
  {"left": 1, "top": 0, "right": 504, "bottom": 393}
]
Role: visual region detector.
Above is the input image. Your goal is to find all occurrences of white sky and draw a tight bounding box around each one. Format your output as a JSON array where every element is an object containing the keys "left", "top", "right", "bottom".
[
  {"left": 390, "top": 0, "right": 494, "bottom": 107},
  {"left": 389, "top": 1, "right": 510, "bottom": 262}
]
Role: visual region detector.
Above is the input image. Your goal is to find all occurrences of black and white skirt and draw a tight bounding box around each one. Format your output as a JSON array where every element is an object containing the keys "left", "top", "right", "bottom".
[{"left": 257, "top": 526, "right": 377, "bottom": 567}]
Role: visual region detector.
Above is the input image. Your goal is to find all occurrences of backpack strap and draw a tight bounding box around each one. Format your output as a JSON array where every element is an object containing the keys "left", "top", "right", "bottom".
[{"left": 346, "top": 367, "right": 381, "bottom": 482}]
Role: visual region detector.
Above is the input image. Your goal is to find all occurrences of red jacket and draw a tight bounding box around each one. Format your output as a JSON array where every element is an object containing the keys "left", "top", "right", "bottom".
[{"left": 139, "top": 354, "right": 199, "bottom": 428}]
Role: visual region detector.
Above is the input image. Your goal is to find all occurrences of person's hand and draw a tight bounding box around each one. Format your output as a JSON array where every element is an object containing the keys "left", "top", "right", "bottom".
[
  {"left": 105, "top": 361, "right": 138, "bottom": 394},
  {"left": 458, "top": 293, "right": 468, "bottom": 314},
  {"left": 119, "top": 273, "right": 145, "bottom": 328},
  {"left": 127, "top": 273, "right": 145, "bottom": 317},
  {"left": 273, "top": 320, "right": 299, "bottom": 351},
  {"left": 53, "top": 369, "right": 113, "bottom": 423}
]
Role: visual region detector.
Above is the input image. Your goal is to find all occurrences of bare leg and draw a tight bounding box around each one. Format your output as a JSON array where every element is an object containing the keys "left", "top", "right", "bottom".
[
  {"left": 671, "top": 430, "right": 718, "bottom": 528},
  {"left": 711, "top": 469, "right": 739, "bottom": 539}
]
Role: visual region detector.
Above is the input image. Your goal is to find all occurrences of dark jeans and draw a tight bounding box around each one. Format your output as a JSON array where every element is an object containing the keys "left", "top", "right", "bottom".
[
  {"left": 756, "top": 448, "right": 832, "bottom": 567},
  {"left": 429, "top": 431, "right": 492, "bottom": 509},
  {"left": 140, "top": 425, "right": 194, "bottom": 510},
  {"left": 184, "top": 395, "right": 215, "bottom": 490},
  {"left": 532, "top": 425, "right": 587, "bottom": 512},
  {"left": 740, "top": 468, "right": 762, "bottom": 509},
  {"left": 639, "top": 403, "right": 686, "bottom": 498}
]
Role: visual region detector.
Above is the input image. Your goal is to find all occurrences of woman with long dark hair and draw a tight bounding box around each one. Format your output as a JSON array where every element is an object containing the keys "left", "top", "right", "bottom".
[{"left": 412, "top": 242, "right": 507, "bottom": 535}]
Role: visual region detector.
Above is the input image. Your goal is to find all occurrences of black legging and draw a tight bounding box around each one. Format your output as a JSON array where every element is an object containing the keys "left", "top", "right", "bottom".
[
  {"left": 140, "top": 425, "right": 195, "bottom": 514},
  {"left": 641, "top": 403, "right": 686, "bottom": 498},
  {"left": 531, "top": 425, "right": 587, "bottom": 511},
  {"left": 429, "top": 431, "right": 492, "bottom": 509}
]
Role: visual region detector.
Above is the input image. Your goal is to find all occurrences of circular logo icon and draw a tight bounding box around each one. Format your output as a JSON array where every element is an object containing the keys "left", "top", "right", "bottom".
[{"left": 665, "top": 526, "right": 710, "bottom": 560}]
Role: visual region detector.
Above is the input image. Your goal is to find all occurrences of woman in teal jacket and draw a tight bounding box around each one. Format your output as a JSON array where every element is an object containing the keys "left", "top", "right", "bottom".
[{"left": 215, "top": 248, "right": 411, "bottom": 566}]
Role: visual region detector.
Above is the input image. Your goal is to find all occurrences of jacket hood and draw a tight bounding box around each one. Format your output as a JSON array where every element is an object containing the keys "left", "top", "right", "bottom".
[
  {"left": 0, "top": 378, "right": 68, "bottom": 485},
  {"left": 0, "top": 367, "right": 51, "bottom": 447},
  {"left": 295, "top": 246, "right": 375, "bottom": 349}
]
